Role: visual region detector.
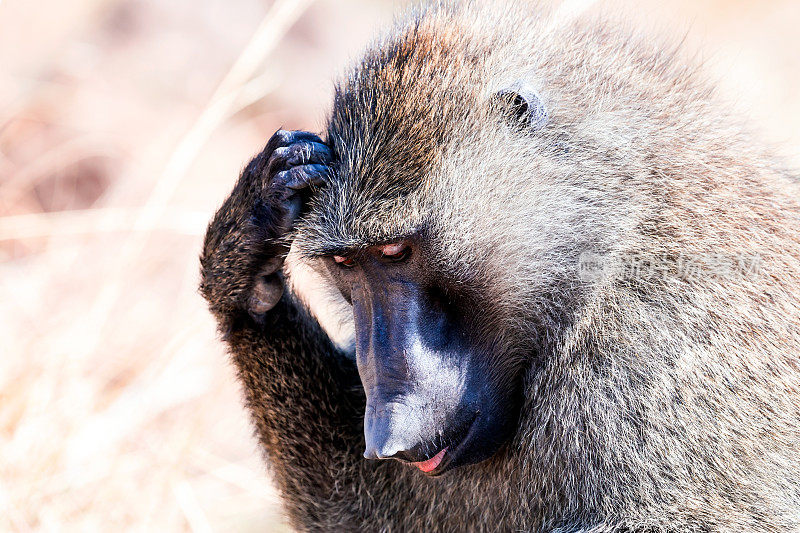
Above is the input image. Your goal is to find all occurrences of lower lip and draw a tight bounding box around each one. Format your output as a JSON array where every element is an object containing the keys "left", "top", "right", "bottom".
[{"left": 411, "top": 447, "right": 448, "bottom": 473}]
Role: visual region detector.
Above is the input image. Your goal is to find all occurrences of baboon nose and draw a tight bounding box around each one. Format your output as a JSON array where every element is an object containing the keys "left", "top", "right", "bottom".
[
  {"left": 363, "top": 404, "right": 420, "bottom": 461},
  {"left": 363, "top": 441, "right": 404, "bottom": 460},
  {"left": 363, "top": 424, "right": 410, "bottom": 460}
]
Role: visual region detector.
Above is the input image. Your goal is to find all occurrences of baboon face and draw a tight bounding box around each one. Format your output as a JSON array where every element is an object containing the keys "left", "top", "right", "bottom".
[
  {"left": 321, "top": 232, "right": 521, "bottom": 475},
  {"left": 283, "top": 23, "right": 566, "bottom": 473},
  {"left": 290, "top": 82, "right": 556, "bottom": 475}
]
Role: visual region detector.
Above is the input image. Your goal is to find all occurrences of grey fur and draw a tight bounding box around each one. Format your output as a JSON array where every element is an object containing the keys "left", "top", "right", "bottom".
[{"left": 200, "top": 1, "right": 800, "bottom": 531}]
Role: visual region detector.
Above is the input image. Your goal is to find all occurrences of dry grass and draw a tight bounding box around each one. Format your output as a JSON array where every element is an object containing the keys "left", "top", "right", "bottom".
[{"left": 1, "top": 0, "right": 797, "bottom": 531}]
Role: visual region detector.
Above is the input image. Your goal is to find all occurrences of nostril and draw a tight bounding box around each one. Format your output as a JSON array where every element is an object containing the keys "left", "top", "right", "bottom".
[
  {"left": 364, "top": 403, "right": 422, "bottom": 461},
  {"left": 363, "top": 442, "right": 403, "bottom": 461}
]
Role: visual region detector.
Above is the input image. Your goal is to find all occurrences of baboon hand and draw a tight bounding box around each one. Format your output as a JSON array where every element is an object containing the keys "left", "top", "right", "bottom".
[{"left": 248, "top": 129, "right": 332, "bottom": 318}]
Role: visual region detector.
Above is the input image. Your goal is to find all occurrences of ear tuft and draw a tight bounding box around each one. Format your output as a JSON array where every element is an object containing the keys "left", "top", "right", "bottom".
[{"left": 494, "top": 84, "right": 548, "bottom": 131}]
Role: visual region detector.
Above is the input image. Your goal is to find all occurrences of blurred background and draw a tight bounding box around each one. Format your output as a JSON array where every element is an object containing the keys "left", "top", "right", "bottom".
[{"left": 1, "top": 0, "right": 798, "bottom": 531}]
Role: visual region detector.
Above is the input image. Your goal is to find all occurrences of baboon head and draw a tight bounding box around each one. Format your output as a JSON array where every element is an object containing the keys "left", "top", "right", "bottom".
[{"left": 292, "top": 25, "right": 604, "bottom": 475}]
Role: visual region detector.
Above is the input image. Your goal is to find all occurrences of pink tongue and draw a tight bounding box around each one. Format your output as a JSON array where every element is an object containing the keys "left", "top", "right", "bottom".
[{"left": 412, "top": 448, "right": 448, "bottom": 473}]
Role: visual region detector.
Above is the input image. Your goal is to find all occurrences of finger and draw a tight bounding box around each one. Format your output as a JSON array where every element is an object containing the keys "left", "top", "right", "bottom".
[
  {"left": 285, "top": 164, "right": 330, "bottom": 190},
  {"left": 267, "top": 129, "right": 324, "bottom": 152},
  {"left": 280, "top": 194, "right": 302, "bottom": 231},
  {"left": 248, "top": 273, "right": 284, "bottom": 316},
  {"left": 267, "top": 142, "right": 332, "bottom": 174},
  {"left": 259, "top": 256, "right": 284, "bottom": 276},
  {"left": 285, "top": 142, "right": 332, "bottom": 166},
  {"left": 273, "top": 164, "right": 330, "bottom": 193}
]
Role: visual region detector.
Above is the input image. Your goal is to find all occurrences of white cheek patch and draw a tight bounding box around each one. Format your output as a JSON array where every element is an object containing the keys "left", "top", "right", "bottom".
[
  {"left": 284, "top": 246, "right": 355, "bottom": 352},
  {"left": 405, "top": 334, "right": 469, "bottom": 415}
]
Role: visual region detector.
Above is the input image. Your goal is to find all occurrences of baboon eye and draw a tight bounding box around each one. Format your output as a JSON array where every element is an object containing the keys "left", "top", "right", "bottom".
[
  {"left": 334, "top": 255, "right": 357, "bottom": 268},
  {"left": 379, "top": 243, "right": 410, "bottom": 263}
]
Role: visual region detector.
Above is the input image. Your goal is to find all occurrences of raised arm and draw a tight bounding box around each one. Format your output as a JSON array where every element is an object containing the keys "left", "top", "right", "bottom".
[{"left": 198, "top": 130, "right": 371, "bottom": 528}]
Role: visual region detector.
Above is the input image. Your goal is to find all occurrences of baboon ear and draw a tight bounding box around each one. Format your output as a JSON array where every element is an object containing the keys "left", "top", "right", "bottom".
[{"left": 493, "top": 84, "right": 548, "bottom": 131}]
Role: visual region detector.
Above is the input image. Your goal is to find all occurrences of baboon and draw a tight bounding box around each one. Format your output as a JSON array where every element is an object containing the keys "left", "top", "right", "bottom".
[{"left": 199, "top": 1, "right": 800, "bottom": 531}]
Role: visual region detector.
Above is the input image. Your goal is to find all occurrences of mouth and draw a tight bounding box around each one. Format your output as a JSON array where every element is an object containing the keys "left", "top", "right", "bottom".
[
  {"left": 411, "top": 447, "right": 448, "bottom": 472},
  {"left": 408, "top": 413, "right": 478, "bottom": 477}
]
